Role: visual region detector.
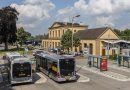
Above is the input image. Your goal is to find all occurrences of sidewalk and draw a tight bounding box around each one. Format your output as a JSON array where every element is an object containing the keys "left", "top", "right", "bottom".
[{"left": 77, "top": 65, "right": 130, "bottom": 82}]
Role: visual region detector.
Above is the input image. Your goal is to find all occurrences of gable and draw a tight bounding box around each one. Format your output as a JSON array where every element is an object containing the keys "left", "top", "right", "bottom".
[{"left": 99, "top": 29, "right": 119, "bottom": 40}]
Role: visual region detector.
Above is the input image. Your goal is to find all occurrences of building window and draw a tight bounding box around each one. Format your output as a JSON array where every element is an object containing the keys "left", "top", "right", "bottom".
[
  {"left": 58, "top": 30, "right": 60, "bottom": 37},
  {"left": 89, "top": 43, "right": 93, "bottom": 55},
  {"left": 58, "top": 42, "right": 60, "bottom": 46},
  {"left": 55, "top": 42, "right": 57, "bottom": 47},
  {"left": 84, "top": 43, "right": 87, "bottom": 48},
  {"left": 53, "top": 42, "right": 54, "bottom": 48},
  {"left": 63, "top": 29, "right": 64, "bottom": 34},
  {"left": 55, "top": 30, "right": 57, "bottom": 37},
  {"left": 50, "top": 31, "right": 51, "bottom": 37},
  {"left": 53, "top": 31, "right": 54, "bottom": 37}
]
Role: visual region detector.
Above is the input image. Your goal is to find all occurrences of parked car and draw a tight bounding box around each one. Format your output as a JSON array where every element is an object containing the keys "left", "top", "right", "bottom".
[{"left": 33, "top": 50, "right": 44, "bottom": 56}]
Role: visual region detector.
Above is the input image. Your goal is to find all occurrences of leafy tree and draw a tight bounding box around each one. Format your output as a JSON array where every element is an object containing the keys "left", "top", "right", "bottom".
[
  {"left": 114, "top": 29, "right": 121, "bottom": 36},
  {"left": 114, "top": 28, "right": 130, "bottom": 41},
  {"left": 17, "top": 27, "right": 31, "bottom": 46},
  {"left": 28, "top": 34, "right": 48, "bottom": 43},
  {"left": 0, "top": 6, "right": 19, "bottom": 50},
  {"left": 61, "top": 29, "right": 80, "bottom": 53}
]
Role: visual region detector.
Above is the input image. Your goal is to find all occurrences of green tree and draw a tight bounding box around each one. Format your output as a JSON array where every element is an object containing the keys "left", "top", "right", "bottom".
[
  {"left": 114, "top": 28, "right": 130, "bottom": 41},
  {"left": 0, "top": 6, "right": 19, "bottom": 50},
  {"left": 61, "top": 29, "right": 80, "bottom": 53},
  {"left": 17, "top": 27, "right": 31, "bottom": 46},
  {"left": 114, "top": 29, "right": 121, "bottom": 36}
]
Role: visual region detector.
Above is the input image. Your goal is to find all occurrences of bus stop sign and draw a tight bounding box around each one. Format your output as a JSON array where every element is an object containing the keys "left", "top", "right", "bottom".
[{"left": 100, "top": 57, "right": 108, "bottom": 71}]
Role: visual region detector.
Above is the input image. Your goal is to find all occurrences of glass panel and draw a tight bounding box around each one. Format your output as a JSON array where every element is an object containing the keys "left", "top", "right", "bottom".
[
  {"left": 60, "top": 59, "right": 75, "bottom": 76},
  {"left": 13, "top": 62, "right": 31, "bottom": 78}
]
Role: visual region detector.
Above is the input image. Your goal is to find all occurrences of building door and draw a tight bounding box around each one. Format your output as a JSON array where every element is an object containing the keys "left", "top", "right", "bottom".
[{"left": 102, "top": 49, "right": 106, "bottom": 56}]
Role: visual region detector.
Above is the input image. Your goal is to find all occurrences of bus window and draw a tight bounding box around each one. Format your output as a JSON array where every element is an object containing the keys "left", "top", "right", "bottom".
[
  {"left": 59, "top": 59, "right": 75, "bottom": 76},
  {"left": 43, "top": 59, "right": 48, "bottom": 70},
  {"left": 13, "top": 62, "right": 31, "bottom": 78}
]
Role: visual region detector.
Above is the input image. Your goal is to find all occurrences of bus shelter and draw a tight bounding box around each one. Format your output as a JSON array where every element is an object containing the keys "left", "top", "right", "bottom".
[
  {"left": 87, "top": 55, "right": 108, "bottom": 71},
  {"left": 117, "top": 55, "right": 130, "bottom": 68}
]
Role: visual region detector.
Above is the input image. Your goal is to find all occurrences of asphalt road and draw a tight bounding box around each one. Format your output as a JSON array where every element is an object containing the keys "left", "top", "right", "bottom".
[{"left": 1, "top": 57, "right": 130, "bottom": 90}]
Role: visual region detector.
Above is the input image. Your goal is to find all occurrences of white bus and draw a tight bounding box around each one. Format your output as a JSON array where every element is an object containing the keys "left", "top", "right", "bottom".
[
  {"left": 5, "top": 52, "right": 33, "bottom": 85},
  {"left": 35, "top": 53, "right": 76, "bottom": 82}
]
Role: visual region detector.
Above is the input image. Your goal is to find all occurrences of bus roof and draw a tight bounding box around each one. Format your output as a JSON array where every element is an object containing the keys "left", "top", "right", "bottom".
[
  {"left": 38, "top": 53, "right": 74, "bottom": 62},
  {"left": 12, "top": 57, "right": 31, "bottom": 63},
  {"left": 6, "top": 52, "right": 21, "bottom": 58}
]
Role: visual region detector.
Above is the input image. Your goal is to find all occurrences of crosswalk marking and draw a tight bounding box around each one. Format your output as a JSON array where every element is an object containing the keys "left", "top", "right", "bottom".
[{"left": 76, "top": 65, "right": 130, "bottom": 81}]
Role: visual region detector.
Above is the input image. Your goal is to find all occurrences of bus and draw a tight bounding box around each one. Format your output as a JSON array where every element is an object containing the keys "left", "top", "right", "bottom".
[
  {"left": 35, "top": 53, "right": 76, "bottom": 82},
  {"left": 4, "top": 52, "right": 33, "bottom": 85}
]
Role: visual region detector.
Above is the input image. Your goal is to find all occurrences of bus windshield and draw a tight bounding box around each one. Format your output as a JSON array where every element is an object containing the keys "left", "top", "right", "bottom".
[
  {"left": 59, "top": 59, "right": 75, "bottom": 76},
  {"left": 13, "top": 62, "right": 31, "bottom": 78}
]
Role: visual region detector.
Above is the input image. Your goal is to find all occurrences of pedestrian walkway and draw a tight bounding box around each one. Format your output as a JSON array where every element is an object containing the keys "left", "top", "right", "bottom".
[
  {"left": 77, "top": 73, "right": 90, "bottom": 83},
  {"left": 109, "top": 65, "right": 130, "bottom": 73},
  {"left": 76, "top": 65, "right": 130, "bottom": 82}
]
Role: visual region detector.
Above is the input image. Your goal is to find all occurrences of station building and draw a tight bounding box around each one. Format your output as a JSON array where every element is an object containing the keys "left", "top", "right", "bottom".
[{"left": 42, "top": 22, "right": 120, "bottom": 56}]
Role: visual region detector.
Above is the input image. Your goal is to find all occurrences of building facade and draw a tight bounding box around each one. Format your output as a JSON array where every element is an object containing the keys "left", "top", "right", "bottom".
[{"left": 42, "top": 22, "right": 120, "bottom": 56}]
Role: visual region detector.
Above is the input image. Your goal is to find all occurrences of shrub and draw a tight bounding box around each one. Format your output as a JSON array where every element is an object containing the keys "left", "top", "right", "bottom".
[{"left": 27, "top": 44, "right": 34, "bottom": 50}]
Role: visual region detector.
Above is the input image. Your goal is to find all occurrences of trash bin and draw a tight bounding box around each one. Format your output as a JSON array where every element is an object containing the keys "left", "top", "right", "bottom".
[{"left": 100, "top": 56, "right": 108, "bottom": 71}]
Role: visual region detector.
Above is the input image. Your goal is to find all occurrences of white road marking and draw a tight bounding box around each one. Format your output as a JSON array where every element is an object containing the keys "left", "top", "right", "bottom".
[
  {"left": 76, "top": 65, "right": 130, "bottom": 82},
  {"left": 34, "top": 73, "right": 47, "bottom": 84},
  {"left": 77, "top": 73, "right": 90, "bottom": 82}
]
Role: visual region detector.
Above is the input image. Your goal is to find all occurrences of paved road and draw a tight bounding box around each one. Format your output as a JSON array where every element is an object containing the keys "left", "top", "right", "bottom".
[{"left": 1, "top": 57, "right": 130, "bottom": 90}]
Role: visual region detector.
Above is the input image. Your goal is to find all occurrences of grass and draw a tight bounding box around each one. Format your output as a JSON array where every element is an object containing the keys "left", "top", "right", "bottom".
[{"left": 0, "top": 47, "right": 33, "bottom": 56}]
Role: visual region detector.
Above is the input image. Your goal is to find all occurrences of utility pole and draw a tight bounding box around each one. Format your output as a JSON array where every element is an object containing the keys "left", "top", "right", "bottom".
[{"left": 71, "top": 15, "right": 80, "bottom": 52}]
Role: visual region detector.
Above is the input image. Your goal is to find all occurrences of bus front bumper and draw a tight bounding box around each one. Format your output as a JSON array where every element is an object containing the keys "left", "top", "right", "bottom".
[{"left": 11, "top": 78, "right": 33, "bottom": 85}]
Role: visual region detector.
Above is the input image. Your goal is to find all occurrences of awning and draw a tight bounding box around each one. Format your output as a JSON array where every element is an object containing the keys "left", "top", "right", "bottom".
[{"left": 101, "top": 40, "right": 130, "bottom": 44}]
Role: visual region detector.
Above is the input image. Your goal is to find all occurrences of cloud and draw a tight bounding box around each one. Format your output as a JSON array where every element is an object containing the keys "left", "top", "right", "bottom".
[
  {"left": 74, "top": 0, "right": 130, "bottom": 15},
  {"left": 58, "top": 7, "right": 74, "bottom": 15},
  {"left": 57, "top": 0, "right": 130, "bottom": 28},
  {"left": 96, "top": 16, "right": 115, "bottom": 27},
  {"left": 11, "top": 0, "right": 55, "bottom": 29}
]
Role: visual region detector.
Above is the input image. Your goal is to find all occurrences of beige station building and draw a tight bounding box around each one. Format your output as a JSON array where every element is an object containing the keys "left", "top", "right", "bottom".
[{"left": 42, "top": 22, "right": 120, "bottom": 56}]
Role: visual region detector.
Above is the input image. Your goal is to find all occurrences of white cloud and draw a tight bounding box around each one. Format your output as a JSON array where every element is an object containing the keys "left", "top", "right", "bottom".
[
  {"left": 58, "top": 7, "right": 74, "bottom": 15},
  {"left": 96, "top": 16, "right": 115, "bottom": 27},
  {"left": 74, "top": 0, "right": 130, "bottom": 15},
  {"left": 57, "top": 0, "right": 130, "bottom": 28},
  {"left": 11, "top": 0, "right": 55, "bottom": 29}
]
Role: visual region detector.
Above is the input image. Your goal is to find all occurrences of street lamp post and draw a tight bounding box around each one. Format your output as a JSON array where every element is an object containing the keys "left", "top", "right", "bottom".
[{"left": 71, "top": 15, "right": 80, "bottom": 52}]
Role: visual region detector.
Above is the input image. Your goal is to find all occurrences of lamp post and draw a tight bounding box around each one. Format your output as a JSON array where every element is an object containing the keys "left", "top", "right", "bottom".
[{"left": 71, "top": 15, "right": 80, "bottom": 52}]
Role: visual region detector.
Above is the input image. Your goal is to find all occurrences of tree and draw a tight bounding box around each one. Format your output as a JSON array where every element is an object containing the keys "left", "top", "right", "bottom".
[
  {"left": 61, "top": 29, "right": 80, "bottom": 53},
  {"left": 114, "top": 28, "right": 130, "bottom": 41},
  {"left": 17, "top": 27, "right": 31, "bottom": 46},
  {"left": 114, "top": 29, "right": 121, "bottom": 36},
  {"left": 0, "top": 6, "right": 19, "bottom": 50}
]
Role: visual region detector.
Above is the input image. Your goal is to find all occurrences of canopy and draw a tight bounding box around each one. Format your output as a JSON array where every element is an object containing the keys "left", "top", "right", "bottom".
[{"left": 102, "top": 40, "right": 130, "bottom": 44}]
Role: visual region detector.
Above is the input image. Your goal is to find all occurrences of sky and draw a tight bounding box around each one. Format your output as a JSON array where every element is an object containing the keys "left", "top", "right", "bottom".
[{"left": 0, "top": 0, "right": 130, "bottom": 36}]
